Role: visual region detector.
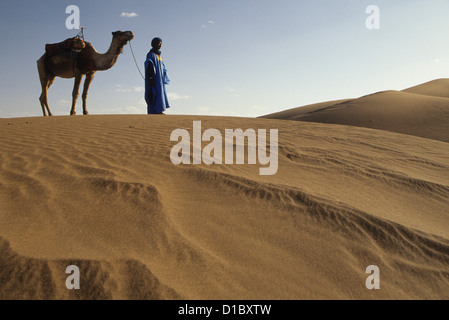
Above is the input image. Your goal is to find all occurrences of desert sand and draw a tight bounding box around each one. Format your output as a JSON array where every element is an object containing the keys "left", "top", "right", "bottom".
[
  {"left": 1, "top": 79, "right": 449, "bottom": 300},
  {"left": 262, "top": 78, "right": 449, "bottom": 143}
]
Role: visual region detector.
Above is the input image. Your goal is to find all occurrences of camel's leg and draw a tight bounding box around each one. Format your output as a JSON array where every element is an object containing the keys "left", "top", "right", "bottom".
[
  {"left": 70, "top": 75, "right": 83, "bottom": 115},
  {"left": 82, "top": 72, "right": 95, "bottom": 115},
  {"left": 39, "top": 77, "right": 55, "bottom": 117},
  {"left": 37, "top": 58, "right": 55, "bottom": 117}
]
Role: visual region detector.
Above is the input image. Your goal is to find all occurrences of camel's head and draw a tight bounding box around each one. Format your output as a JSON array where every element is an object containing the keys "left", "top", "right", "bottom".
[{"left": 112, "top": 31, "right": 135, "bottom": 52}]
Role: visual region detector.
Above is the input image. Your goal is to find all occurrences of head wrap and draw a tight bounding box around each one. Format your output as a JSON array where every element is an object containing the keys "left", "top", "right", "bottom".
[{"left": 151, "top": 37, "right": 163, "bottom": 48}]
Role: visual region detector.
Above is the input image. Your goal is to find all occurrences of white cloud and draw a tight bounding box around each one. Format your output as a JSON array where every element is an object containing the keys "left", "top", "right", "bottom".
[
  {"left": 120, "top": 12, "right": 138, "bottom": 18},
  {"left": 57, "top": 99, "right": 71, "bottom": 107},
  {"left": 90, "top": 99, "right": 147, "bottom": 115},
  {"left": 226, "top": 88, "right": 240, "bottom": 97},
  {"left": 168, "top": 93, "right": 191, "bottom": 100},
  {"left": 202, "top": 20, "right": 215, "bottom": 28},
  {"left": 91, "top": 105, "right": 144, "bottom": 115},
  {"left": 116, "top": 85, "right": 145, "bottom": 93},
  {"left": 116, "top": 85, "right": 130, "bottom": 92},
  {"left": 0, "top": 111, "right": 39, "bottom": 118}
]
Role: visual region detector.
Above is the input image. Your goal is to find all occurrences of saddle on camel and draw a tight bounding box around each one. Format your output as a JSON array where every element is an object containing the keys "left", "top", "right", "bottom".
[
  {"left": 45, "top": 37, "right": 85, "bottom": 58},
  {"left": 44, "top": 36, "right": 94, "bottom": 73}
]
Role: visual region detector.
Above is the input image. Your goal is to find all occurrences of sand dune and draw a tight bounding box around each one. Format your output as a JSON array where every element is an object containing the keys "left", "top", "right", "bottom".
[
  {"left": 0, "top": 114, "right": 448, "bottom": 300},
  {"left": 403, "top": 78, "right": 449, "bottom": 98},
  {"left": 262, "top": 79, "right": 449, "bottom": 143}
]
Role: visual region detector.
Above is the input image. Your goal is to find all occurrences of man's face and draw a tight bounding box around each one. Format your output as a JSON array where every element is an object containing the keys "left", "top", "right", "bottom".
[{"left": 155, "top": 41, "right": 162, "bottom": 50}]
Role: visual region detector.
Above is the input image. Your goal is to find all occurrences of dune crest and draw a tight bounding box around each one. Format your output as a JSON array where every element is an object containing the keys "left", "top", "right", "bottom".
[
  {"left": 262, "top": 79, "right": 449, "bottom": 143},
  {"left": 402, "top": 78, "right": 449, "bottom": 98}
]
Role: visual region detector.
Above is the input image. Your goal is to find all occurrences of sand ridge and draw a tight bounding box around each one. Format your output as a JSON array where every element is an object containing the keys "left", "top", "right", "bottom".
[{"left": 262, "top": 78, "right": 449, "bottom": 143}]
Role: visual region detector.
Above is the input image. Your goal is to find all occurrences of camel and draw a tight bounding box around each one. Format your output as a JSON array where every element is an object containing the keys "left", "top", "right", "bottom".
[{"left": 37, "top": 30, "right": 135, "bottom": 116}]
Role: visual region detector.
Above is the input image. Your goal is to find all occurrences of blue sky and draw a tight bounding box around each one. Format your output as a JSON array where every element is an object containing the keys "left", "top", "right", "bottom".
[{"left": 2, "top": 0, "right": 449, "bottom": 118}]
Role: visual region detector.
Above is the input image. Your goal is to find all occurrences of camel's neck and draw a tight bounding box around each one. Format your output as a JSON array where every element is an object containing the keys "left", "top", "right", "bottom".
[{"left": 89, "top": 39, "right": 124, "bottom": 71}]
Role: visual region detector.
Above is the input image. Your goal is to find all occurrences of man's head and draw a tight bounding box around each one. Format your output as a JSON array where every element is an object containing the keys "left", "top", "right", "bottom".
[{"left": 151, "top": 37, "right": 163, "bottom": 50}]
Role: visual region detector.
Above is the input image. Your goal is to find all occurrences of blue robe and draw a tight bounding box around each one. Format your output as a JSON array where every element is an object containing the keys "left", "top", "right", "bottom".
[{"left": 144, "top": 51, "right": 170, "bottom": 114}]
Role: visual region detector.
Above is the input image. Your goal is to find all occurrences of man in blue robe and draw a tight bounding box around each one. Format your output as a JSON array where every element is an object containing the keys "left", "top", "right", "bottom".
[{"left": 145, "top": 37, "right": 170, "bottom": 114}]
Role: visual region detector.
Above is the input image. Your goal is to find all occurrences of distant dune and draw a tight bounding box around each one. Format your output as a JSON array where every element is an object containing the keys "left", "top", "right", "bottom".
[
  {"left": 262, "top": 78, "right": 449, "bottom": 143},
  {"left": 1, "top": 114, "right": 448, "bottom": 300},
  {"left": 403, "top": 78, "right": 449, "bottom": 98}
]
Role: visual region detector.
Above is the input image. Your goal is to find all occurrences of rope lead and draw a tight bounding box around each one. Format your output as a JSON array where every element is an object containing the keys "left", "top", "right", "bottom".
[{"left": 129, "top": 41, "right": 145, "bottom": 81}]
